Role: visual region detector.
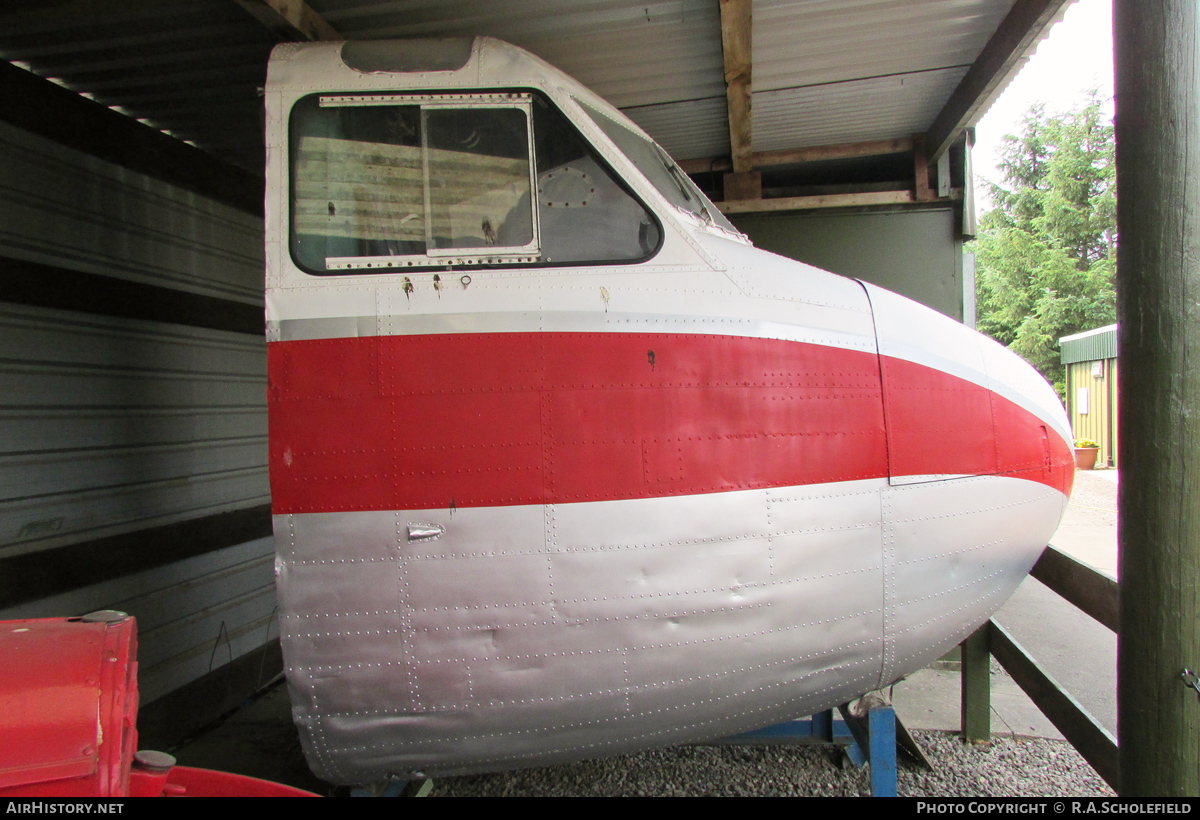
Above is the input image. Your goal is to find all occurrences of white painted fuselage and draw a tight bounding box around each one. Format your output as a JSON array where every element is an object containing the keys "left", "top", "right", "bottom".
[{"left": 265, "top": 38, "right": 1073, "bottom": 782}]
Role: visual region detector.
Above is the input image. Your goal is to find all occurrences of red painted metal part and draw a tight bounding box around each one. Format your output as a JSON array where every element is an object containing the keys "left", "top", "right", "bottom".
[
  {"left": 881, "top": 356, "right": 1074, "bottom": 496},
  {"left": 0, "top": 617, "right": 318, "bottom": 798},
  {"left": 162, "top": 766, "right": 319, "bottom": 797},
  {"left": 267, "top": 332, "right": 1073, "bottom": 514},
  {"left": 0, "top": 617, "right": 137, "bottom": 797}
]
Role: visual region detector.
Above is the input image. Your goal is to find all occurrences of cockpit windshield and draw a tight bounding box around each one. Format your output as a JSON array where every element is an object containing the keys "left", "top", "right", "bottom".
[{"left": 576, "top": 99, "right": 739, "bottom": 234}]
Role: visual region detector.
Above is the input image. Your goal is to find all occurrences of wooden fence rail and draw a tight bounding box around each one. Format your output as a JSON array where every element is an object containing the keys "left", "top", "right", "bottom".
[
  {"left": 1029, "top": 545, "right": 1120, "bottom": 631},
  {"left": 961, "top": 544, "right": 1119, "bottom": 791}
]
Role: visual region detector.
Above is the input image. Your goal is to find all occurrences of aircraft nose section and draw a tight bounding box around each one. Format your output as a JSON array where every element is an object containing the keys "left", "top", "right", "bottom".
[
  {"left": 861, "top": 282, "right": 1075, "bottom": 683},
  {"left": 863, "top": 281, "right": 1074, "bottom": 493}
]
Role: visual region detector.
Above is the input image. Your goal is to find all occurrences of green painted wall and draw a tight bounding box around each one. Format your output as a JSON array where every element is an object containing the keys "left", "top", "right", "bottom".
[{"left": 729, "top": 207, "right": 965, "bottom": 321}]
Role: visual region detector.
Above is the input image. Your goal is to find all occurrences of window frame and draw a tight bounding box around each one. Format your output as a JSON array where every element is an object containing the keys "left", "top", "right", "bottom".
[
  {"left": 287, "top": 89, "right": 665, "bottom": 277},
  {"left": 290, "top": 91, "right": 539, "bottom": 274}
]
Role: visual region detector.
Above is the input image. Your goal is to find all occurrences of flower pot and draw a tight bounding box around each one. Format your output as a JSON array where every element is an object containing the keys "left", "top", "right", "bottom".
[{"left": 1074, "top": 447, "right": 1099, "bottom": 470}]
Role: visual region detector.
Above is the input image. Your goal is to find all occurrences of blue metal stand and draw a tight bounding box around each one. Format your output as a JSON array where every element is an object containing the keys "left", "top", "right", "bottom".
[
  {"left": 350, "top": 778, "right": 433, "bottom": 797},
  {"left": 868, "top": 707, "right": 897, "bottom": 797},
  {"left": 719, "top": 710, "right": 854, "bottom": 745},
  {"left": 718, "top": 705, "right": 898, "bottom": 797}
]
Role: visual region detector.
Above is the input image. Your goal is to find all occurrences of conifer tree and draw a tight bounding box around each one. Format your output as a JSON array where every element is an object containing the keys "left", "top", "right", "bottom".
[{"left": 974, "top": 94, "right": 1116, "bottom": 397}]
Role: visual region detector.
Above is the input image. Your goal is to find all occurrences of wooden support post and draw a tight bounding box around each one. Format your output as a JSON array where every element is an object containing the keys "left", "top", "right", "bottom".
[
  {"left": 962, "top": 127, "right": 978, "bottom": 238},
  {"left": 722, "top": 171, "right": 761, "bottom": 201},
  {"left": 1114, "top": 0, "right": 1200, "bottom": 797},
  {"left": 913, "top": 135, "right": 933, "bottom": 201},
  {"left": 720, "top": 0, "right": 754, "bottom": 175},
  {"left": 960, "top": 624, "right": 991, "bottom": 742}
]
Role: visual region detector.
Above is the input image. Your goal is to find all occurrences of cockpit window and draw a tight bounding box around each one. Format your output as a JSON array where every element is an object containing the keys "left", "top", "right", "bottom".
[
  {"left": 290, "top": 93, "right": 537, "bottom": 272},
  {"left": 528, "top": 95, "right": 660, "bottom": 265},
  {"left": 424, "top": 106, "right": 533, "bottom": 251},
  {"left": 289, "top": 91, "right": 661, "bottom": 274},
  {"left": 575, "top": 99, "right": 739, "bottom": 234}
]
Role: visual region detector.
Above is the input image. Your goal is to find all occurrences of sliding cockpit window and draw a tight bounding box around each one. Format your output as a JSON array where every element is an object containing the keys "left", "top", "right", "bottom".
[
  {"left": 290, "top": 92, "right": 537, "bottom": 273},
  {"left": 288, "top": 92, "right": 662, "bottom": 274}
]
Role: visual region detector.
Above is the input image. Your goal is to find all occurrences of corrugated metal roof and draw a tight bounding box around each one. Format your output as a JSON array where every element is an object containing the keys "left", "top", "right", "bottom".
[
  {"left": 1061, "top": 324, "right": 1118, "bottom": 364},
  {"left": 753, "top": 66, "right": 970, "bottom": 152},
  {"left": 0, "top": 119, "right": 266, "bottom": 559},
  {"left": 314, "top": 0, "right": 726, "bottom": 109},
  {"left": 754, "top": 0, "right": 1013, "bottom": 91},
  {"left": 0, "top": 0, "right": 274, "bottom": 173},
  {"left": 623, "top": 96, "right": 731, "bottom": 162},
  {"left": 0, "top": 0, "right": 1055, "bottom": 170}
]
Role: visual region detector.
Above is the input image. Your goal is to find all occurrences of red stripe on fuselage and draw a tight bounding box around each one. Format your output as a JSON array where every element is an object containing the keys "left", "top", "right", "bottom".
[
  {"left": 267, "top": 333, "right": 1071, "bottom": 514},
  {"left": 880, "top": 356, "right": 1072, "bottom": 496}
]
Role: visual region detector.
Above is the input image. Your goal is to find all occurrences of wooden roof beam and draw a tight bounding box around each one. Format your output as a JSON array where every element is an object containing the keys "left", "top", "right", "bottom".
[
  {"left": 924, "top": 0, "right": 1072, "bottom": 162},
  {"left": 677, "top": 136, "right": 913, "bottom": 175},
  {"left": 753, "top": 136, "right": 913, "bottom": 168},
  {"left": 233, "top": 0, "right": 340, "bottom": 42},
  {"left": 720, "top": 0, "right": 753, "bottom": 171},
  {"left": 714, "top": 187, "right": 964, "bottom": 215},
  {"left": 719, "top": 0, "right": 758, "bottom": 199}
]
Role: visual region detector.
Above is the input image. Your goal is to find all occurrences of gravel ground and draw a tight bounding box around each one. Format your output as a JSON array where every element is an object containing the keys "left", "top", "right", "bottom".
[
  {"left": 432, "top": 731, "right": 1115, "bottom": 797},
  {"left": 174, "top": 680, "right": 1114, "bottom": 798}
]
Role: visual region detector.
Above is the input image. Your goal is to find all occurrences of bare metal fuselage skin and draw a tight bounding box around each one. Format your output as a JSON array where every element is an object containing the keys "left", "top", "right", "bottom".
[{"left": 264, "top": 39, "right": 1074, "bottom": 783}]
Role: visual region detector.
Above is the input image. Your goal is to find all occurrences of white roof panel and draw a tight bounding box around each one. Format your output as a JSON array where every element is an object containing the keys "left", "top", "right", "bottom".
[
  {"left": 754, "top": 0, "right": 1015, "bottom": 91},
  {"left": 314, "top": 0, "right": 725, "bottom": 109},
  {"left": 753, "top": 66, "right": 971, "bottom": 151}
]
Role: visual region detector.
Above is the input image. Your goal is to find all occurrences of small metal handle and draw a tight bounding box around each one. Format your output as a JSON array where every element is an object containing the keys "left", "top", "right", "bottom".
[{"left": 406, "top": 523, "right": 445, "bottom": 542}]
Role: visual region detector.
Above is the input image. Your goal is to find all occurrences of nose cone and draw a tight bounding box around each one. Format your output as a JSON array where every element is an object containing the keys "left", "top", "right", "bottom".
[{"left": 861, "top": 283, "right": 1075, "bottom": 683}]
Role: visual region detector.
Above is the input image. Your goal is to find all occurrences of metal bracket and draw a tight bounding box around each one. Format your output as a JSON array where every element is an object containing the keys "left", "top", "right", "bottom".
[{"left": 1181, "top": 669, "right": 1200, "bottom": 702}]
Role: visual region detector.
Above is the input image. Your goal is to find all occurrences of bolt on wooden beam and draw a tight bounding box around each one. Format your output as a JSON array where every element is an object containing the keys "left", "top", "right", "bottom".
[{"left": 234, "top": 0, "right": 340, "bottom": 42}]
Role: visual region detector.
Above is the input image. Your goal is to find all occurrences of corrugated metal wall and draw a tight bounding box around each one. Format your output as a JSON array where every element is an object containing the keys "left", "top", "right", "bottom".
[
  {"left": 0, "top": 537, "right": 275, "bottom": 704},
  {"left": 1, "top": 306, "right": 267, "bottom": 553},
  {"left": 0, "top": 118, "right": 274, "bottom": 713}
]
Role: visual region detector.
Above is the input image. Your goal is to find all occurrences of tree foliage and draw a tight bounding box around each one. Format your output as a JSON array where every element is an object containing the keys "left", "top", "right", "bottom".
[{"left": 973, "top": 95, "right": 1116, "bottom": 396}]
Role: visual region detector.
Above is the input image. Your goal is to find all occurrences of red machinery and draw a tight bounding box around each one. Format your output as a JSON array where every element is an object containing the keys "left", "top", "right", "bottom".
[{"left": 0, "top": 612, "right": 316, "bottom": 797}]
